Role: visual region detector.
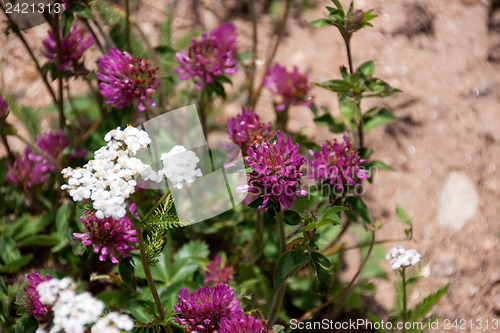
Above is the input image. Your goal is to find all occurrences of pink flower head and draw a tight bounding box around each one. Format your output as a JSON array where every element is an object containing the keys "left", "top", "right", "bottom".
[
  {"left": 220, "top": 315, "right": 268, "bottom": 333},
  {"left": 227, "top": 107, "right": 274, "bottom": 155},
  {"left": 97, "top": 48, "right": 160, "bottom": 112},
  {"left": 263, "top": 63, "right": 313, "bottom": 112},
  {"left": 0, "top": 94, "right": 8, "bottom": 119},
  {"left": 245, "top": 131, "right": 307, "bottom": 210},
  {"left": 6, "top": 130, "right": 71, "bottom": 188},
  {"left": 175, "top": 22, "right": 239, "bottom": 89},
  {"left": 73, "top": 203, "right": 138, "bottom": 263},
  {"left": 43, "top": 25, "right": 93, "bottom": 72},
  {"left": 174, "top": 283, "right": 243, "bottom": 332},
  {"left": 204, "top": 255, "right": 234, "bottom": 285},
  {"left": 308, "top": 132, "right": 370, "bottom": 189},
  {"left": 21, "top": 273, "right": 52, "bottom": 320}
]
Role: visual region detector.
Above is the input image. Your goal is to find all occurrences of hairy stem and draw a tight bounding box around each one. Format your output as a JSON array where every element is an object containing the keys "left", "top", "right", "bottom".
[
  {"left": 250, "top": 0, "right": 292, "bottom": 108},
  {"left": 135, "top": 226, "right": 167, "bottom": 323},
  {"left": 267, "top": 210, "right": 287, "bottom": 325},
  {"left": 54, "top": 18, "right": 66, "bottom": 130},
  {"left": 344, "top": 38, "right": 354, "bottom": 75},
  {"left": 248, "top": 0, "right": 258, "bottom": 100},
  {"left": 402, "top": 268, "right": 407, "bottom": 333},
  {"left": 125, "top": 0, "right": 131, "bottom": 52}
]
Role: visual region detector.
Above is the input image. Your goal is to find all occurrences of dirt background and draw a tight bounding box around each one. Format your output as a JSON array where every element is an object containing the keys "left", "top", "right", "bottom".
[{"left": 1, "top": 0, "right": 500, "bottom": 332}]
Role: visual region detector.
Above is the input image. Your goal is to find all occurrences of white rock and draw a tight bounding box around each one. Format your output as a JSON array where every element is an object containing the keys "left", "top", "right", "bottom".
[{"left": 438, "top": 172, "right": 478, "bottom": 230}]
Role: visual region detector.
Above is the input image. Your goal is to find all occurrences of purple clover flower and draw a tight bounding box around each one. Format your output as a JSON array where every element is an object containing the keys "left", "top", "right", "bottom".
[
  {"left": 263, "top": 63, "right": 313, "bottom": 112},
  {"left": 227, "top": 107, "right": 274, "bottom": 156},
  {"left": 175, "top": 22, "right": 239, "bottom": 89},
  {"left": 6, "top": 130, "right": 71, "bottom": 188},
  {"left": 204, "top": 255, "right": 234, "bottom": 285},
  {"left": 43, "top": 25, "right": 93, "bottom": 72},
  {"left": 97, "top": 48, "right": 160, "bottom": 112},
  {"left": 73, "top": 203, "right": 138, "bottom": 264},
  {"left": 220, "top": 315, "right": 268, "bottom": 333},
  {"left": 174, "top": 283, "right": 243, "bottom": 332},
  {"left": 22, "top": 273, "right": 52, "bottom": 320},
  {"left": 245, "top": 131, "right": 307, "bottom": 210},
  {"left": 308, "top": 132, "right": 370, "bottom": 189}
]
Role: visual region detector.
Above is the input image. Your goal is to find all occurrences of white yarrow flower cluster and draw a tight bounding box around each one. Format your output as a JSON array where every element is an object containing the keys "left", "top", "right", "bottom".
[
  {"left": 37, "top": 277, "right": 75, "bottom": 305},
  {"left": 386, "top": 246, "right": 421, "bottom": 270},
  {"left": 91, "top": 312, "right": 135, "bottom": 333},
  {"left": 157, "top": 145, "right": 202, "bottom": 189},
  {"left": 61, "top": 126, "right": 159, "bottom": 220},
  {"left": 36, "top": 278, "right": 108, "bottom": 333}
]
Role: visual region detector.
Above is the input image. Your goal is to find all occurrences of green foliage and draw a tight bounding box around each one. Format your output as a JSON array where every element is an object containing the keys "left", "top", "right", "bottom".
[
  {"left": 274, "top": 250, "right": 310, "bottom": 289},
  {"left": 4, "top": 96, "right": 41, "bottom": 139}
]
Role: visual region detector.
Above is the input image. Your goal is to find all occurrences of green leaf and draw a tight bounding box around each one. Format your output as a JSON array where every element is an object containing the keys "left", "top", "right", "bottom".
[
  {"left": 119, "top": 258, "right": 137, "bottom": 290},
  {"left": 283, "top": 210, "right": 302, "bottom": 226},
  {"left": 411, "top": 284, "right": 450, "bottom": 321},
  {"left": 316, "top": 79, "right": 354, "bottom": 92},
  {"left": 363, "top": 108, "right": 395, "bottom": 131},
  {"left": 359, "top": 60, "right": 374, "bottom": 76},
  {"left": 309, "top": 252, "right": 334, "bottom": 295},
  {"left": 61, "top": 11, "right": 75, "bottom": 37},
  {"left": 396, "top": 204, "right": 413, "bottom": 239},
  {"left": 72, "top": 3, "right": 94, "bottom": 19},
  {"left": 396, "top": 205, "right": 411, "bottom": 225},
  {"left": 367, "top": 160, "right": 394, "bottom": 171},
  {"left": 309, "top": 18, "right": 334, "bottom": 27},
  {"left": 314, "top": 114, "right": 348, "bottom": 133},
  {"left": 6, "top": 97, "right": 41, "bottom": 140},
  {"left": 274, "top": 250, "right": 310, "bottom": 289},
  {"left": 347, "top": 197, "right": 371, "bottom": 224},
  {"left": 14, "top": 214, "right": 53, "bottom": 241},
  {"left": 15, "top": 315, "right": 38, "bottom": 333},
  {"left": 19, "top": 235, "right": 60, "bottom": 247},
  {"left": 339, "top": 97, "right": 361, "bottom": 125},
  {"left": 0, "top": 254, "right": 33, "bottom": 273},
  {"left": 330, "top": 0, "right": 343, "bottom": 11}
]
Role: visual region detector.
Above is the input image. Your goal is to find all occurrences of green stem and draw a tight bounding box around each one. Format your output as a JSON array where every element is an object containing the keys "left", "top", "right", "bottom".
[
  {"left": 125, "top": 0, "right": 131, "bottom": 52},
  {"left": 276, "top": 106, "right": 289, "bottom": 131},
  {"left": 136, "top": 226, "right": 166, "bottom": 322},
  {"left": 197, "top": 88, "right": 208, "bottom": 135},
  {"left": 402, "top": 268, "right": 407, "bottom": 333},
  {"left": 54, "top": 17, "right": 66, "bottom": 130},
  {"left": 267, "top": 210, "right": 286, "bottom": 325}
]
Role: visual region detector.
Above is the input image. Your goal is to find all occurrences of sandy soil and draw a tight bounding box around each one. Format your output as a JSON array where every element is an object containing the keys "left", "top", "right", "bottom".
[{"left": 1, "top": 0, "right": 500, "bottom": 332}]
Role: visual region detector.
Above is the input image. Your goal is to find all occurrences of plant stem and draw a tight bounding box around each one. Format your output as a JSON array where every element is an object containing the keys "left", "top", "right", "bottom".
[
  {"left": 81, "top": 18, "right": 105, "bottom": 53},
  {"left": 248, "top": 0, "right": 258, "bottom": 100},
  {"left": 344, "top": 38, "right": 354, "bottom": 75},
  {"left": 0, "top": 4, "right": 58, "bottom": 106},
  {"left": 267, "top": 209, "right": 287, "bottom": 326},
  {"left": 250, "top": 0, "right": 292, "bottom": 108},
  {"left": 276, "top": 106, "right": 289, "bottom": 131},
  {"left": 0, "top": 132, "right": 15, "bottom": 163},
  {"left": 54, "top": 18, "right": 66, "bottom": 130},
  {"left": 135, "top": 226, "right": 166, "bottom": 321},
  {"left": 125, "top": 0, "right": 131, "bottom": 52},
  {"left": 402, "top": 268, "right": 407, "bottom": 333},
  {"left": 197, "top": 88, "right": 208, "bottom": 135}
]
